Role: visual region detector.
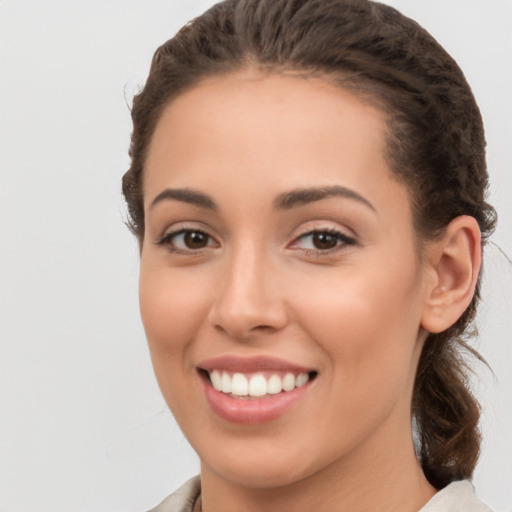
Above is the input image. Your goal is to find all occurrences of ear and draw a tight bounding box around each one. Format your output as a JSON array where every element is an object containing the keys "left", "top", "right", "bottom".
[{"left": 421, "top": 216, "right": 482, "bottom": 334}]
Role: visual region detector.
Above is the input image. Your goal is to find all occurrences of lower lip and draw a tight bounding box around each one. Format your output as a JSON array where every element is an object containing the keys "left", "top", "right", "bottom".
[{"left": 201, "top": 374, "right": 311, "bottom": 425}]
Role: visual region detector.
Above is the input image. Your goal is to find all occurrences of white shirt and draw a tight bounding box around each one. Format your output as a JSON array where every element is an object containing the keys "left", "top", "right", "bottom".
[{"left": 419, "top": 480, "right": 492, "bottom": 512}]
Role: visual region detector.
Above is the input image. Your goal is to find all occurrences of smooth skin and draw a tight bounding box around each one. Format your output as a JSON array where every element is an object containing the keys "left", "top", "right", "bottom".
[{"left": 139, "top": 71, "right": 481, "bottom": 512}]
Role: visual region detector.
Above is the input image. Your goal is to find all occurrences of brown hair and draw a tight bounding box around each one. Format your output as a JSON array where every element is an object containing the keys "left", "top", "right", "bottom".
[{"left": 122, "top": 0, "right": 496, "bottom": 488}]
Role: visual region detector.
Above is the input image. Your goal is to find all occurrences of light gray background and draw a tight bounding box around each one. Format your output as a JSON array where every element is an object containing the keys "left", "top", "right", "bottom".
[{"left": 0, "top": 1, "right": 510, "bottom": 511}]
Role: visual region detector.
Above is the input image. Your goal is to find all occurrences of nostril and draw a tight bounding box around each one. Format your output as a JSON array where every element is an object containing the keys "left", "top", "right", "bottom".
[
  {"left": 212, "top": 322, "right": 277, "bottom": 340},
  {"left": 252, "top": 325, "right": 276, "bottom": 333}
]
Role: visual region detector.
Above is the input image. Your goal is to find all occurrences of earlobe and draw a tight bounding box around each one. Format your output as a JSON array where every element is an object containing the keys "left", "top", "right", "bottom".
[{"left": 421, "top": 216, "right": 482, "bottom": 334}]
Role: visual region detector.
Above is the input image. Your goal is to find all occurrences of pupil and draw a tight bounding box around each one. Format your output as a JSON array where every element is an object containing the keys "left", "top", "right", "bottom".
[
  {"left": 313, "top": 232, "right": 337, "bottom": 249},
  {"left": 184, "top": 231, "right": 207, "bottom": 249}
]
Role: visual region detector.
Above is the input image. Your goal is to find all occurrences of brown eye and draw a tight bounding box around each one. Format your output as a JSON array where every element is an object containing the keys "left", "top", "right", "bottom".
[
  {"left": 183, "top": 231, "right": 209, "bottom": 249},
  {"left": 290, "top": 229, "right": 356, "bottom": 253},
  {"left": 312, "top": 232, "right": 339, "bottom": 250},
  {"left": 157, "top": 229, "right": 217, "bottom": 252}
]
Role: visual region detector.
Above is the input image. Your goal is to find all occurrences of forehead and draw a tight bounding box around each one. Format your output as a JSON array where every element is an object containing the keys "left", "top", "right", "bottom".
[{"left": 144, "top": 70, "right": 411, "bottom": 221}]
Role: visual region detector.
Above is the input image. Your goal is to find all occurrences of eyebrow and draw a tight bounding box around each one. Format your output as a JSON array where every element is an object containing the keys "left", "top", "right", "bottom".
[
  {"left": 149, "top": 188, "right": 218, "bottom": 211},
  {"left": 273, "top": 185, "right": 377, "bottom": 213},
  {"left": 149, "top": 185, "right": 376, "bottom": 214}
]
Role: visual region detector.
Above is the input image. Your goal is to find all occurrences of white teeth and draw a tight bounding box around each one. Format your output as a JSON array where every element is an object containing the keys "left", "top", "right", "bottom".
[
  {"left": 208, "top": 371, "right": 311, "bottom": 397},
  {"left": 282, "top": 373, "right": 295, "bottom": 392},
  {"left": 296, "top": 372, "right": 309, "bottom": 388},
  {"left": 249, "top": 374, "right": 267, "bottom": 397},
  {"left": 221, "top": 372, "right": 232, "bottom": 393},
  {"left": 267, "top": 374, "right": 282, "bottom": 394},
  {"left": 210, "top": 370, "right": 222, "bottom": 391},
  {"left": 231, "top": 373, "right": 249, "bottom": 396}
]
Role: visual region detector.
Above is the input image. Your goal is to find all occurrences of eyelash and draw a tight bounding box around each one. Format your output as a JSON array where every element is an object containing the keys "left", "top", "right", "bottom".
[
  {"left": 156, "top": 228, "right": 216, "bottom": 253},
  {"left": 290, "top": 228, "right": 356, "bottom": 255},
  {"left": 155, "top": 228, "right": 356, "bottom": 255}
]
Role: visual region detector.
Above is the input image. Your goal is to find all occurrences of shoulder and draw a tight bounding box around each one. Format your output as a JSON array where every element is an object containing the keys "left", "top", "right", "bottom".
[
  {"left": 146, "top": 476, "right": 201, "bottom": 512},
  {"left": 419, "top": 480, "right": 492, "bottom": 512}
]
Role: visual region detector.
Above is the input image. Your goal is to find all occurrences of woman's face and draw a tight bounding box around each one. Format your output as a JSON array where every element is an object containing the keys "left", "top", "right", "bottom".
[{"left": 140, "top": 72, "right": 431, "bottom": 488}]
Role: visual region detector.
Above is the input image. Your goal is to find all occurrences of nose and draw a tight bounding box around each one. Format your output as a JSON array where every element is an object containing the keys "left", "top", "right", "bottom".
[{"left": 207, "top": 244, "right": 288, "bottom": 340}]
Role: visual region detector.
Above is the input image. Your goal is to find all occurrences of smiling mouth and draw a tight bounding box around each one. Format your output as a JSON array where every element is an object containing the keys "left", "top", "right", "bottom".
[{"left": 201, "top": 369, "right": 318, "bottom": 399}]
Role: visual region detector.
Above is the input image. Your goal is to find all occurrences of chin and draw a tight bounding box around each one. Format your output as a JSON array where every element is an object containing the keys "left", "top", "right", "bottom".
[
  {"left": 204, "top": 456, "right": 313, "bottom": 490},
  {"left": 195, "top": 432, "right": 336, "bottom": 491}
]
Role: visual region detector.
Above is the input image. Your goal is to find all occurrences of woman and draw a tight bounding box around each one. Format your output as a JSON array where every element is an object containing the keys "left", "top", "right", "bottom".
[{"left": 122, "top": 0, "right": 496, "bottom": 510}]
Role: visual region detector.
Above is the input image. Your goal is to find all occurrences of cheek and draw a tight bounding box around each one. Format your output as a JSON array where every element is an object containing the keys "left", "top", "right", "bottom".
[
  {"left": 138, "top": 262, "right": 213, "bottom": 383},
  {"left": 140, "top": 262, "right": 204, "bottom": 337},
  {"left": 290, "top": 257, "right": 424, "bottom": 395},
  {"left": 138, "top": 264, "right": 217, "bottom": 429}
]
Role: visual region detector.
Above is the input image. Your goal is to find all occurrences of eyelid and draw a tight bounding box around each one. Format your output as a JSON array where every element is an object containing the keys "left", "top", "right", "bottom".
[
  {"left": 156, "top": 220, "right": 215, "bottom": 240},
  {"left": 155, "top": 223, "right": 220, "bottom": 252},
  {"left": 288, "top": 225, "right": 357, "bottom": 253}
]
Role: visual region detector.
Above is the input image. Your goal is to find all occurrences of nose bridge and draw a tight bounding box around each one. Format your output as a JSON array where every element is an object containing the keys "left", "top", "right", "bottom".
[{"left": 209, "top": 238, "right": 285, "bottom": 338}]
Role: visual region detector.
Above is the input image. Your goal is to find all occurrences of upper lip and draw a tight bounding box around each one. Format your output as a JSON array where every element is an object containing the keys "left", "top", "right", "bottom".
[{"left": 198, "top": 355, "right": 314, "bottom": 374}]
